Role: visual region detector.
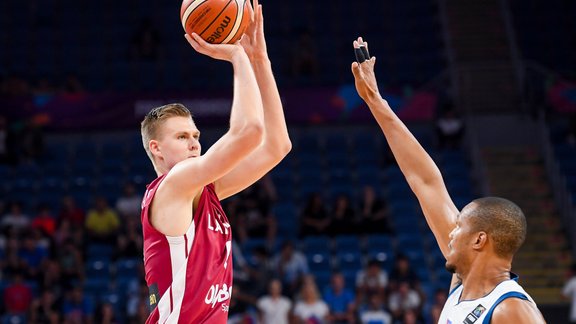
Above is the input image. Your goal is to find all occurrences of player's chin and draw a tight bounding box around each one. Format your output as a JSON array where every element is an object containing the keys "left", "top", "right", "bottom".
[{"left": 445, "top": 261, "right": 457, "bottom": 274}]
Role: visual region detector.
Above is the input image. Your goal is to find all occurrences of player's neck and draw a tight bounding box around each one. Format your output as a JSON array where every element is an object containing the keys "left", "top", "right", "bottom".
[{"left": 459, "top": 257, "right": 511, "bottom": 301}]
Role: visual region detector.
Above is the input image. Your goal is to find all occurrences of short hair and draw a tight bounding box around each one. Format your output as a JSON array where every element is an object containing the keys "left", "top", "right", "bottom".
[
  {"left": 465, "top": 197, "right": 527, "bottom": 258},
  {"left": 140, "top": 103, "right": 192, "bottom": 163}
]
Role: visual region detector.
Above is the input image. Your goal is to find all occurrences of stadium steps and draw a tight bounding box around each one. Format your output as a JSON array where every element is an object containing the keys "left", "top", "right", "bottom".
[{"left": 481, "top": 146, "right": 571, "bottom": 304}]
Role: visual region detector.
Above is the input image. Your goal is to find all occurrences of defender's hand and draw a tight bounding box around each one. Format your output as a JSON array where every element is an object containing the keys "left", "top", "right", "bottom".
[
  {"left": 351, "top": 37, "right": 381, "bottom": 103},
  {"left": 185, "top": 33, "right": 245, "bottom": 62}
]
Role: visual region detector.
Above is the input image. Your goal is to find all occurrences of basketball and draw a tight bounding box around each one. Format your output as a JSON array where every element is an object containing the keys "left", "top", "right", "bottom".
[{"left": 181, "top": 0, "right": 251, "bottom": 44}]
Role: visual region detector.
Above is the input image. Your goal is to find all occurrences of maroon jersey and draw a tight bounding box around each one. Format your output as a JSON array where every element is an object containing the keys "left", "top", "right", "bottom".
[{"left": 141, "top": 175, "right": 233, "bottom": 323}]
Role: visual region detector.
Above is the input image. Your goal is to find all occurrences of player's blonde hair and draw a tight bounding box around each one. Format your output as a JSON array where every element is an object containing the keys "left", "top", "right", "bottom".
[{"left": 141, "top": 103, "right": 192, "bottom": 164}]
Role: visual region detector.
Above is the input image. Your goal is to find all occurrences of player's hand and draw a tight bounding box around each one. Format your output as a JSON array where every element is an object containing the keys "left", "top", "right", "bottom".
[
  {"left": 239, "top": 0, "right": 268, "bottom": 61},
  {"left": 185, "top": 33, "right": 245, "bottom": 62},
  {"left": 351, "top": 37, "right": 381, "bottom": 103}
]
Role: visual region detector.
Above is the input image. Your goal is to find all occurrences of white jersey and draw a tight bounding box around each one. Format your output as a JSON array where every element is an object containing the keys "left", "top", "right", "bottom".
[{"left": 438, "top": 274, "right": 536, "bottom": 324}]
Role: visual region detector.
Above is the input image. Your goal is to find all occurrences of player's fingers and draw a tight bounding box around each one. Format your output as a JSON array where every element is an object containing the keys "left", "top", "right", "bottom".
[
  {"left": 258, "top": 5, "right": 263, "bottom": 25},
  {"left": 254, "top": 0, "right": 259, "bottom": 11},
  {"left": 359, "top": 36, "right": 365, "bottom": 46},
  {"left": 362, "top": 41, "right": 370, "bottom": 59},
  {"left": 191, "top": 33, "right": 204, "bottom": 45},
  {"left": 185, "top": 34, "right": 202, "bottom": 51},
  {"left": 351, "top": 62, "right": 361, "bottom": 78},
  {"left": 190, "top": 33, "right": 215, "bottom": 55},
  {"left": 240, "top": 34, "right": 251, "bottom": 45},
  {"left": 246, "top": 0, "right": 255, "bottom": 23},
  {"left": 353, "top": 40, "right": 360, "bottom": 49}
]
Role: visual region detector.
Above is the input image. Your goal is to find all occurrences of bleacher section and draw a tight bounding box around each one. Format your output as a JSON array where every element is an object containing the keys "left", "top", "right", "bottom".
[
  {"left": 0, "top": 0, "right": 446, "bottom": 90},
  {"left": 0, "top": 125, "right": 476, "bottom": 321}
]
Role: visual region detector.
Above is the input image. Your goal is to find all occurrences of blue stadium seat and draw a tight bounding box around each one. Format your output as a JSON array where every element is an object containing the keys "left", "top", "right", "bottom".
[
  {"left": 306, "top": 251, "right": 332, "bottom": 272},
  {"left": 115, "top": 258, "right": 141, "bottom": 280},
  {"left": 302, "top": 236, "right": 332, "bottom": 254},
  {"left": 86, "top": 259, "right": 112, "bottom": 279},
  {"left": 335, "top": 251, "right": 363, "bottom": 272}
]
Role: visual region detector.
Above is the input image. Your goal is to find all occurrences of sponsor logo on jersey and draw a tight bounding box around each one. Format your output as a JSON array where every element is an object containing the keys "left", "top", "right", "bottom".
[
  {"left": 463, "top": 304, "right": 485, "bottom": 324},
  {"left": 148, "top": 283, "right": 160, "bottom": 312},
  {"left": 204, "top": 283, "right": 232, "bottom": 310}
]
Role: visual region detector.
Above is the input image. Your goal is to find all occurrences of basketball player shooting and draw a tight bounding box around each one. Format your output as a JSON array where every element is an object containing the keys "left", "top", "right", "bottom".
[
  {"left": 139, "top": 1, "right": 291, "bottom": 322},
  {"left": 350, "top": 37, "right": 546, "bottom": 323}
]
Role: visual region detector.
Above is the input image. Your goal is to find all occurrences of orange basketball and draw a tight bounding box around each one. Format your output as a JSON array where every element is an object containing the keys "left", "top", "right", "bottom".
[{"left": 181, "top": 0, "right": 251, "bottom": 44}]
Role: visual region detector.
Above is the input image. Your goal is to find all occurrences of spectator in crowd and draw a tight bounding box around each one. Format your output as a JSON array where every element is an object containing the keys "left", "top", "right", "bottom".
[
  {"left": 115, "top": 183, "right": 142, "bottom": 220},
  {"left": 328, "top": 194, "right": 356, "bottom": 236},
  {"left": 1, "top": 202, "right": 30, "bottom": 233},
  {"left": 1, "top": 241, "right": 23, "bottom": 279},
  {"left": 563, "top": 263, "right": 576, "bottom": 323},
  {"left": 40, "top": 259, "right": 65, "bottom": 297},
  {"left": 357, "top": 185, "right": 391, "bottom": 234},
  {"left": 290, "top": 28, "right": 320, "bottom": 79},
  {"left": 57, "top": 239, "right": 84, "bottom": 286},
  {"left": 31, "top": 203, "right": 56, "bottom": 238},
  {"left": 244, "top": 246, "right": 275, "bottom": 297},
  {"left": 293, "top": 275, "right": 329, "bottom": 323},
  {"left": 228, "top": 283, "right": 258, "bottom": 324},
  {"left": 3, "top": 273, "right": 33, "bottom": 316},
  {"left": 130, "top": 301, "right": 150, "bottom": 324},
  {"left": 356, "top": 259, "right": 388, "bottom": 304},
  {"left": 130, "top": 17, "right": 162, "bottom": 61},
  {"left": 359, "top": 293, "right": 392, "bottom": 324},
  {"left": 30, "top": 290, "right": 61, "bottom": 324},
  {"left": 257, "top": 278, "right": 292, "bottom": 324},
  {"left": 402, "top": 309, "right": 424, "bottom": 324},
  {"left": 85, "top": 197, "right": 120, "bottom": 243},
  {"left": 323, "top": 272, "right": 356, "bottom": 324},
  {"left": 300, "top": 193, "right": 330, "bottom": 237},
  {"left": 272, "top": 241, "right": 310, "bottom": 297},
  {"left": 62, "top": 286, "right": 94, "bottom": 324},
  {"left": 429, "top": 288, "right": 448, "bottom": 324},
  {"left": 18, "top": 234, "right": 48, "bottom": 280},
  {"left": 435, "top": 108, "right": 464, "bottom": 149},
  {"left": 126, "top": 280, "right": 150, "bottom": 324},
  {"left": 234, "top": 175, "right": 278, "bottom": 245},
  {"left": 59, "top": 196, "right": 85, "bottom": 230},
  {"left": 388, "top": 254, "right": 419, "bottom": 291},
  {"left": 94, "top": 302, "right": 118, "bottom": 324},
  {"left": 387, "top": 281, "right": 422, "bottom": 321},
  {"left": 115, "top": 217, "right": 142, "bottom": 259}
]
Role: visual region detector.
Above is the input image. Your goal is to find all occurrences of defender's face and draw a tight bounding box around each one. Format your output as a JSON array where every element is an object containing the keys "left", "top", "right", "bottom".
[
  {"left": 445, "top": 212, "right": 474, "bottom": 274},
  {"left": 154, "top": 116, "right": 201, "bottom": 170}
]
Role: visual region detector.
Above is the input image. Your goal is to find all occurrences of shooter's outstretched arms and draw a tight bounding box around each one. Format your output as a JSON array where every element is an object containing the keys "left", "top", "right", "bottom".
[
  {"left": 160, "top": 34, "right": 264, "bottom": 203},
  {"left": 215, "top": 0, "right": 292, "bottom": 199},
  {"left": 351, "top": 37, "right": 458, "bottom": 257}
]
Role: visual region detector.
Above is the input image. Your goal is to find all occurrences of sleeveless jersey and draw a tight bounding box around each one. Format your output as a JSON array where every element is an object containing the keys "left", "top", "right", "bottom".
[
  {"left": 141, "top": 175, "right": 233, "bottom": 324},
  {"left": 438, "top": 274, "right": 536, "bottom": 324}
]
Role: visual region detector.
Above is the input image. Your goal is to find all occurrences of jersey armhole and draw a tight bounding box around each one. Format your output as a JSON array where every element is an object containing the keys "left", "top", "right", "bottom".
[{"left": 481, "top": 291, "right": 528, "bottom": 324}]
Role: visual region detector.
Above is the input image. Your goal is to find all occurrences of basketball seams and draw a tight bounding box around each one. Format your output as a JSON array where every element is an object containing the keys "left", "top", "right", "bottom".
[
  {"left": 221, "top": 0, "right": 245, "bottom": 44},
  {"left": 181, "top": 0, "right": 209, "bottom": 30},
  {"left": 181, "top": 0, "right": 248, "bottom": 44},
  {"left": 198, "top": 0, "right": 235, "bottom": 42}
]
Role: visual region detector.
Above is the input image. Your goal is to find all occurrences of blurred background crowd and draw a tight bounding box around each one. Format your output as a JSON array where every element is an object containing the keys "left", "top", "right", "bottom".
[{"left": 1, "top": 0, "right": 576, "bottom": 323}]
